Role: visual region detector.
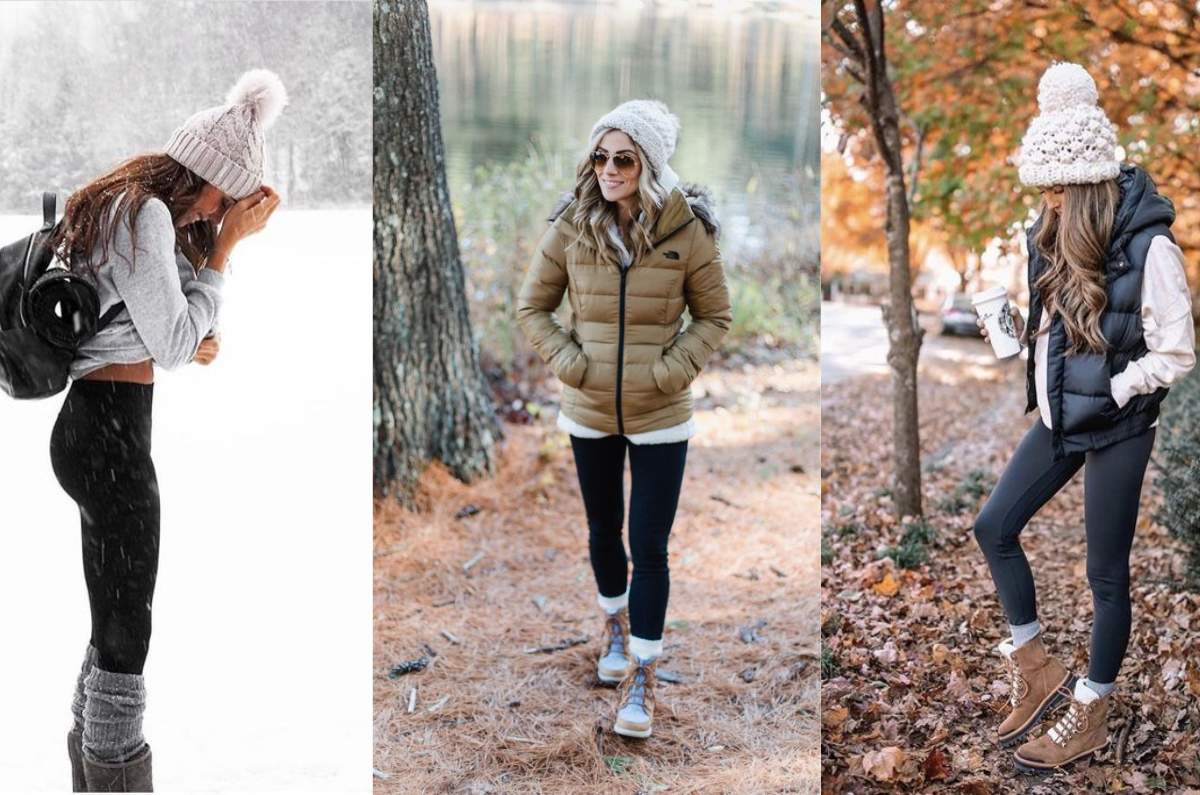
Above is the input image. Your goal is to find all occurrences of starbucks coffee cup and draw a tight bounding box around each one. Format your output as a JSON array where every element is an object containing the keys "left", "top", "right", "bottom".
[{"left": 971, "top": 286, "right": 1022, "bottom": 359}]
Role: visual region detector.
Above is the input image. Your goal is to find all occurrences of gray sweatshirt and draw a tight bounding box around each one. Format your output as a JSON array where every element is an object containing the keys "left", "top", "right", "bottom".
[{"left": 71, "top": 197, "right": 225, "bottom": 379}]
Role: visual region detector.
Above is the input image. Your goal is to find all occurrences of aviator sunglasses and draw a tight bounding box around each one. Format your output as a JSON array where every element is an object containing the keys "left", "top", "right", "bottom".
[{"left": 590, "top": 150, "right": 639, "bottom": 174}]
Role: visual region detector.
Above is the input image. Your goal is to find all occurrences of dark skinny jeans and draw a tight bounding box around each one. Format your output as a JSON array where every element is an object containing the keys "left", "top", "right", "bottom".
[
  {"left": 973, "top": 419, "right": 1155, "bottom": 684},
  {"left": 569, "top": 434, "right": 688, "bottom": 641}
]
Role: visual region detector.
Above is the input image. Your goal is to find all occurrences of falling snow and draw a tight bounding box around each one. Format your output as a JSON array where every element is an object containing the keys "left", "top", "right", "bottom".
[{"left": 0, "top": 209, "right": 371, "bottom": 790}]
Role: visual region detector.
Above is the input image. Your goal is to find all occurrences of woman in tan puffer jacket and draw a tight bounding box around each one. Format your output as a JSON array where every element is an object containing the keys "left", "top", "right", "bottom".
[{"left": 516, "top": 99, "right": 731, "bottom": 739}]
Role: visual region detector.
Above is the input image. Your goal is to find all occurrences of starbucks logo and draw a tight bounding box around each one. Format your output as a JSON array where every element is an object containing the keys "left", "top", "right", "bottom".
[{"left": 997, "top": 302, "right": 1017, "bottom": 339}]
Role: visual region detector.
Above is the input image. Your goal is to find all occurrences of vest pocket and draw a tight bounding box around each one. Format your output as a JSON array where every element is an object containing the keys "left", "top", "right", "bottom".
[
  {"left": 1061, "top": 391, "right": 1118, "bottom": 434},
  {"left": 1057, "top": 351, "right": 1110, "bottom": 432}
]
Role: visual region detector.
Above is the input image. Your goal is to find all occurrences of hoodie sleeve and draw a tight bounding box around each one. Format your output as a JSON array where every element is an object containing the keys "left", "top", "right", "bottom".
[
  {"left": 109, "top": 198, "right": 224, "bottom": 369},
  {"left": 1111, "top": 235, "right": 1195, "bottom": 408},
  {"left": 176, "top": 250, "right": 222, "bottom": 338}
]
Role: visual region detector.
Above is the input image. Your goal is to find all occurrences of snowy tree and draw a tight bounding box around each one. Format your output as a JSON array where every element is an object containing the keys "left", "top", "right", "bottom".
[{"left": 0, "top": 2, "right": 369, "bottom": 212}]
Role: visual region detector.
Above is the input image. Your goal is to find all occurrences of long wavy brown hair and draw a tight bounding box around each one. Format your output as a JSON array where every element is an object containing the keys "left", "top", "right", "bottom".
[
  {"left": 568, "top": 131, "right": 669, "bottom": 269},
  {"left": 1033, "top": 179, "right": 1120, "bottom": 355},
  {"left": 50, "top": 153, "right": 215, "bottom": 273}
]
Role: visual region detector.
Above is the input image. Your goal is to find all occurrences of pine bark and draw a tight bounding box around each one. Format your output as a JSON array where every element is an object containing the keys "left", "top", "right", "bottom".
[{"left": 373, "top": 0, "right": 500, "bottom": 501}]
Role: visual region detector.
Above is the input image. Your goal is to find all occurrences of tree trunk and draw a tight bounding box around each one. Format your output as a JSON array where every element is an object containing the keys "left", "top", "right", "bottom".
[
  {"left": 373, "top": 0, "right": 500, "bottom": 502},
  {"left": 826, "top": 0, "right": 924, "bottom": 517},
  {"left": 872, "top": 15, "right": 924, "bottom": 519}
]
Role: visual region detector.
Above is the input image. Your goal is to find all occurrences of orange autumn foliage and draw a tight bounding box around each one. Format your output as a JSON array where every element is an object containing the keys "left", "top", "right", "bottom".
[{"left": 825, "top": 1, "right": 1200, "bottom": 288}]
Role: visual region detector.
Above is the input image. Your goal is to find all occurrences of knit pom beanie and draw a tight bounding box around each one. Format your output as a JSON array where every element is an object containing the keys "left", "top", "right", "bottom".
[
  {"left": 164, "top": 69, "right": 288, "bottom": 199},
  {"left": 589, "top": 99, "right": 681, "bottom": 191},
  {"left": 1018, "top": 62, "right": 1119, "bottom": 187}
]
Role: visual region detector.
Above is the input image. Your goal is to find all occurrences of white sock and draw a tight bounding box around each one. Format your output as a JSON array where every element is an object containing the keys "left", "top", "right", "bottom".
[
  {"left": 597, "top": 589, "right": 629, "bottom": 613},
  {"left": 1079, "top": 678, "right": 1112, "bottom": 701},
  {"left": 628, "top": 635, "right": 662, "bottom": 661},
  {"left": 1010, "top": 619, "right": 1041, "bottom": 649}
]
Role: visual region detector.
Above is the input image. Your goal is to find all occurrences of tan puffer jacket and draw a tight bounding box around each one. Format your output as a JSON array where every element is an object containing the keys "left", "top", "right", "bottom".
[{"left": 517, "top": 183, "right": 731, "bottom": 435}]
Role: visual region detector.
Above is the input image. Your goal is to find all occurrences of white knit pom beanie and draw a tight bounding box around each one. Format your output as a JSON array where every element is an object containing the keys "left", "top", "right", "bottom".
[
  {"left": 589, "top": 99, "right": 681, "bottom": 191},
  {"left": 1018, "top": 62, "right": 1119, "bottom": 187},
  {"left": 164, "top": 69, "right": 288, "bottom": 199}
]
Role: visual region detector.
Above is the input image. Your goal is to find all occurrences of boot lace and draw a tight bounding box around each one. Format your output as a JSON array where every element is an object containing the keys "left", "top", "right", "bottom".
[
  {"left": 1006, "top": 657, "right": 1029, "bottom": 709},
  {"left": 604, "top": 614, "right": 627, "bottom": 658},
  {"left": 619, "top": 661, "right": 656, "bottom": 713},
  {"left": 1046, "top": 689, "right": 1089, "bottom": 747}
]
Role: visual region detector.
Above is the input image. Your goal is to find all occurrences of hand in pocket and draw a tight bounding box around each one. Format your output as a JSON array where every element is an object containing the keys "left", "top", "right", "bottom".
[{"left": 652, "top": 349, "right": 692, "bottom": 393}]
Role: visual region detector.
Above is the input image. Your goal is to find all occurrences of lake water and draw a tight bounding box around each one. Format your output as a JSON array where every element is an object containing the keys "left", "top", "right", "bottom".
[{"left": 429, "top": 0, "right": 819, "bottom": 251}]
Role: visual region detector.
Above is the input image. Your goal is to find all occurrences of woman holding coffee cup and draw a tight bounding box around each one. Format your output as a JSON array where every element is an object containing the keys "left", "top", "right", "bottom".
[{"left": 971, "top": 62, "right": 1195, "bottom": 773}]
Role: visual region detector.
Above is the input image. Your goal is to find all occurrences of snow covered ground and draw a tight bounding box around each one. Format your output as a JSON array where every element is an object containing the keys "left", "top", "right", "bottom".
[{"left": 0, "top": 208, "right": 372, "bottom": 791}]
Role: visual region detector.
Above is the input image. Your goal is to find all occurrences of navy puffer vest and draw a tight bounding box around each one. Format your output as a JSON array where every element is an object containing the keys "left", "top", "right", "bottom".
[{"left": 1024, "top": 165, "right": 1175, "bottom": 459}]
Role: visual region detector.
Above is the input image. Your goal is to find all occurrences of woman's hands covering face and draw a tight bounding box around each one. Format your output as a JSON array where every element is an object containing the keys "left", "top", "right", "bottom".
[{"left": 217, "top": 185, "right": 281, "bottom": 250}]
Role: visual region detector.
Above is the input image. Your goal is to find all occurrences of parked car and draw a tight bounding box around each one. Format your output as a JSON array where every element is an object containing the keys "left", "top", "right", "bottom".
[{"left": 939, "top": 293, "right": 982, "bottom": 336}]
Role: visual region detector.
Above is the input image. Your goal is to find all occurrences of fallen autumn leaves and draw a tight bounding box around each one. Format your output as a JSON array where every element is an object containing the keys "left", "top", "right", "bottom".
[{"left": 822, "top": 355, "right": 1200, "bottom": 793}]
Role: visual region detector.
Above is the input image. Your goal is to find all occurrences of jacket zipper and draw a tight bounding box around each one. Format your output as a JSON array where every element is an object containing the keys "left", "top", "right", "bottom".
[
  {"left": 612, "top": 214, "right": 695, "bottom": 436},
  {"left": 615, "top": 266, "right": 629, "bottom": 435}
]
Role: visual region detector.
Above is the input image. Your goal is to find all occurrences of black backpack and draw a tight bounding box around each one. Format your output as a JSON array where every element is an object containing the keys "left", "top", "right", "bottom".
[{"left": 0, "top": 193, "right": 125, "bottom": 399}]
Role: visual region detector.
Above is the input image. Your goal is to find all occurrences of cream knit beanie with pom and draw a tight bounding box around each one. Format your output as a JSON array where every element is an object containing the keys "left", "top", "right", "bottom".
[
  {"left": 165, "top": 69, "right": 288, "bottom": 199},
  {"left": 1018, "top": 62, "right": 1120, "bottom": 187},
  {"left": 590, "top": 99, "right": 682, "bottom": 191}
]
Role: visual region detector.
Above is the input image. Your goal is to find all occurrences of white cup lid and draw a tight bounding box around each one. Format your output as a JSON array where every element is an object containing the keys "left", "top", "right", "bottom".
[{"left": 971, "top": 285, "right": 1008, "bottom": 305}]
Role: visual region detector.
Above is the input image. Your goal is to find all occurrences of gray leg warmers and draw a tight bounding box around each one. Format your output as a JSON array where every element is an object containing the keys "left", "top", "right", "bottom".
[
  {"left": 82, "top": 667, "right": 148, "bottom": 764},
  {"left": 71, "top": 644, "right": 100, "bottom": 734}
]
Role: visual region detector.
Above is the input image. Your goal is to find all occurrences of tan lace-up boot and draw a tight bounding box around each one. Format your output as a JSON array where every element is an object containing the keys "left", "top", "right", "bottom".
[
  {"left": 996, "top": 636, "right": 1073, "bottom": 747},
  {"left": 596, "top": 608, "right": 634, "bottom": 685},
  {"left": 1014, "top": 683, "right": 1110, "bottom": 773},
  {"left": 613, "top": 657, "right": 657, "bottom": 738}
]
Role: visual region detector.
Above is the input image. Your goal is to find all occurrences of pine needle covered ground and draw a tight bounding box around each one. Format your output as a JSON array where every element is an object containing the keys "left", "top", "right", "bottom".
[{"left": 375, "top": 358, "right": 820, "bottom": 794}]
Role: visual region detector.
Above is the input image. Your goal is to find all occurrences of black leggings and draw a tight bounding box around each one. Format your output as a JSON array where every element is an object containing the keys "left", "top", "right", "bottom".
[
  {"left": 569, "top": 435, "right": 688, "bottom": 641},
  {"left": 973, "top": 420, "right": 1155, "bottom": 683},
  {"left": 50, "top": 380, "right": 159, "bottom": 675}
]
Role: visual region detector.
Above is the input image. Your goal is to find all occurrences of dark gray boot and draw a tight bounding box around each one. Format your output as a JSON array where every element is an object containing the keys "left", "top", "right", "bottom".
[
  {"left": 69, "top": 644, "right": 99, "bottom": 791},
  {"left": 82, "top": 744, "right": 153, "bottom": 792},
  {"left": 68, "top": 730, "right": 86, "bottom": 792}
]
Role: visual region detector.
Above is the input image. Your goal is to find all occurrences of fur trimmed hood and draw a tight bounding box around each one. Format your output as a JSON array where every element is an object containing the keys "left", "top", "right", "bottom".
[{"left": 546, "top": 181, "right": 720, "bottom": 240}]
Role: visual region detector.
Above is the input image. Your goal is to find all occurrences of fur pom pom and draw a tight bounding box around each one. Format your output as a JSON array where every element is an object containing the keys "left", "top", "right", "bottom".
[
  {"left": 226, "top": 69, "right": 288, "bottom": 130},
  {"left": 645, "top": 99, "right": 681, "bottom": 136},
  {"left": 1037, "top": 62, "right": 1098, "bottom": 112}
]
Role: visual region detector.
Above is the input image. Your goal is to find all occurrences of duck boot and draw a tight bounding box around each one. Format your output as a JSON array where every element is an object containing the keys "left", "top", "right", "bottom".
[
  {"left": 613, "top": 656, "right": 657, "bottom": 739},
  {"left": 597, "top": 608, "right": 634, "bottom": 685},
  {"left": 1014, "top": 682, "right": 1111, "bottom": 773},
  {"left": 996, "top": 636, "right": 1074, "bottom": 747}
]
